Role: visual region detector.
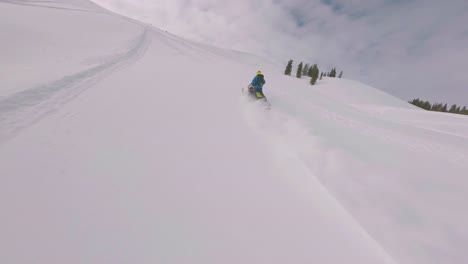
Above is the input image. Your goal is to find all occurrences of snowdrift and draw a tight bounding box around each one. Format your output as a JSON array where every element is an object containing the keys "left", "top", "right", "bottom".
[{"left": 1, "top": 0, "right": 468, "bottom": 264}]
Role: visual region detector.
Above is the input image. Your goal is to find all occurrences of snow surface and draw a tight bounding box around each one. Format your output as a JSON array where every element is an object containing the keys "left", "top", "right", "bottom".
[{"left": 1, "top": 0, "right": 468, "bottom": 263}]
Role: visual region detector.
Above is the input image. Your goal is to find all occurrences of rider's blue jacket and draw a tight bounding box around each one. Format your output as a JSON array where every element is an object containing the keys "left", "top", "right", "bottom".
[{"left": 251, "top": 74, "right": 266, "bottom": 91}]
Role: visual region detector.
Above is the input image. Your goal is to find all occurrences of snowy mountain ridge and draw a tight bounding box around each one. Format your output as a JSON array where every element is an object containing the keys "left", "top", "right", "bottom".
[{"left": 1, "top": 0, "right": 468, "bottom": 263}]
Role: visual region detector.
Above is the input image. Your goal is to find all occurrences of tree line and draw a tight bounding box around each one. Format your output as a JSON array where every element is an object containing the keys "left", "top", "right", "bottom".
[
  {"left": 409, "top": 99, "right": 468, "bottom": 115},
  {"left": 284, "top": 59, "right": 343, "bottom": 85}
]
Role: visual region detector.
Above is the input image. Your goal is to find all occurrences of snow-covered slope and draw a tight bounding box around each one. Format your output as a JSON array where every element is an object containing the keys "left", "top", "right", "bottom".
[{"left": 1, "top": 1, "right": 468, "bottom": 264}]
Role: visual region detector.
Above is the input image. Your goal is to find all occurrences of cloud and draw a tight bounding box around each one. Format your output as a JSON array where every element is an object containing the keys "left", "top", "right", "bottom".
[{"left": 92, "top": 0, "right": 468, "bottom": 105}]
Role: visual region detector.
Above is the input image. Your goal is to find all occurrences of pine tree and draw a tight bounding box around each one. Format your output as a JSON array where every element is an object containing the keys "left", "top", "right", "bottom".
[
  {"left": 462, "top": 106, "right": 468, "bottom": 115},
  {"left": 307, "top": 66, "right": 313, "bottom": 77},
  {"left": 296, "top": 62, "right": 303, "bottom": 78},
  {"left": 410, "top": 98, "right": 418, "bottom": 107},
  {"left": 338, "top": 71, "right": 343, "bottom": 78},
  {"left": 410, "top": 98, "right": 427, "bottom": 109},
  {"left": 423, "top": 101, "right": 432, "bottom": 110},
  {"left": 437, "top": 103, "right": 444, "bottom": 111},
  {"left": 442, "top": 103, "right": 448, "bottom": 112},
  {"left": 329, "top": 68, "right": 337, "bottom": 77},
  {"left": 302, "top": 64, "right": 309, "bottom": 76},
  {"left": 449, "top": 104, "right": 458, "bottom": 113},
  {"left": 431, "top": 103, "right": 444, "bottom": 112},
  {"left": 410, "top": 99, "right": 468, "bottom": 115},
  {"left": 415, "top": 98, "right": 421, "bottom": 104},
  {"left": 310, "top": 64, "right": 320, "bottom": 85},
  {"left": 284, "top": 59, "right": 293, "bottom": 76},
  {"left": 320, "top": 72, "right": 323, "bottom": 80}
]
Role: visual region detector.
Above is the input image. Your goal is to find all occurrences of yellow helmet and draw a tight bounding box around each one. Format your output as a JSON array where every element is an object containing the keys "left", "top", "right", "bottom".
[{"left": 256, "top": 70, "right": 262, "bottom": 75}]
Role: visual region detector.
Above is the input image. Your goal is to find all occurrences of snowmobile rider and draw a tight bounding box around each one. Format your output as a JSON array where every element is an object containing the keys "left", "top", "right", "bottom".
[{"left": 250, "top": 70, "right": 266, "bottom": 98}]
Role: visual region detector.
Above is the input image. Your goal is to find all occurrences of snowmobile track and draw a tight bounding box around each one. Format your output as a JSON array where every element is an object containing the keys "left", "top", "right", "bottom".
[{"left": 0, "top": 26, "right": 151, "bottom": 144}]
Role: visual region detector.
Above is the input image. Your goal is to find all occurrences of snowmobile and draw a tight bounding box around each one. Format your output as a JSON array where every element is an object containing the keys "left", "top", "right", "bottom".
[{"left": 243, "top": 84, "right": 271, "bottom": 110}]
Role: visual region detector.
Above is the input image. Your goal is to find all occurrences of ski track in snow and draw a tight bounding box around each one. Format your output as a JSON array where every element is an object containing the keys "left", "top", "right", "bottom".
[
  {"left": 0, "top": 26, "right": 150, "bottom": 144},
  {"left": 240, "top": 87, "right": 468, "bottom": 264},
  {"left": 277, "top": 90, "right": 468, "bottom": 168},
  {"left": 240, "top": 95, "right": 399, "bottom": 264},
  {"left": 241, "top": 87, "right": 468, "bottom": 264}
]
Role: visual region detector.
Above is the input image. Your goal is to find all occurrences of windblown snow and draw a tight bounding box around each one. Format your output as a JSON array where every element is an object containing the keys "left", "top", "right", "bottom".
[{"left": 1, "top": 1, "right": 468, "bottom": 263}]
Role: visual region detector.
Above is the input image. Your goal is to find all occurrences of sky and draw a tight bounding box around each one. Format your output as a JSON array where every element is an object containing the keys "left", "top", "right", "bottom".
[{"left": 91, "top": 0, "right": 468, "bottom": 105}]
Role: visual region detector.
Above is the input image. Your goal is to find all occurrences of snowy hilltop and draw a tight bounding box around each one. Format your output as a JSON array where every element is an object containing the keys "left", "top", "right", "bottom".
[{"left": 1, "top": 0, "right": 468, "bottom": 263}]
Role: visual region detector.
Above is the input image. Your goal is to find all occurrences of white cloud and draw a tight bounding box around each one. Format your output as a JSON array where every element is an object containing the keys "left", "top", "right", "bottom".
[{"left": 92, "top": 0, "right": 468, "bottom": 105}]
